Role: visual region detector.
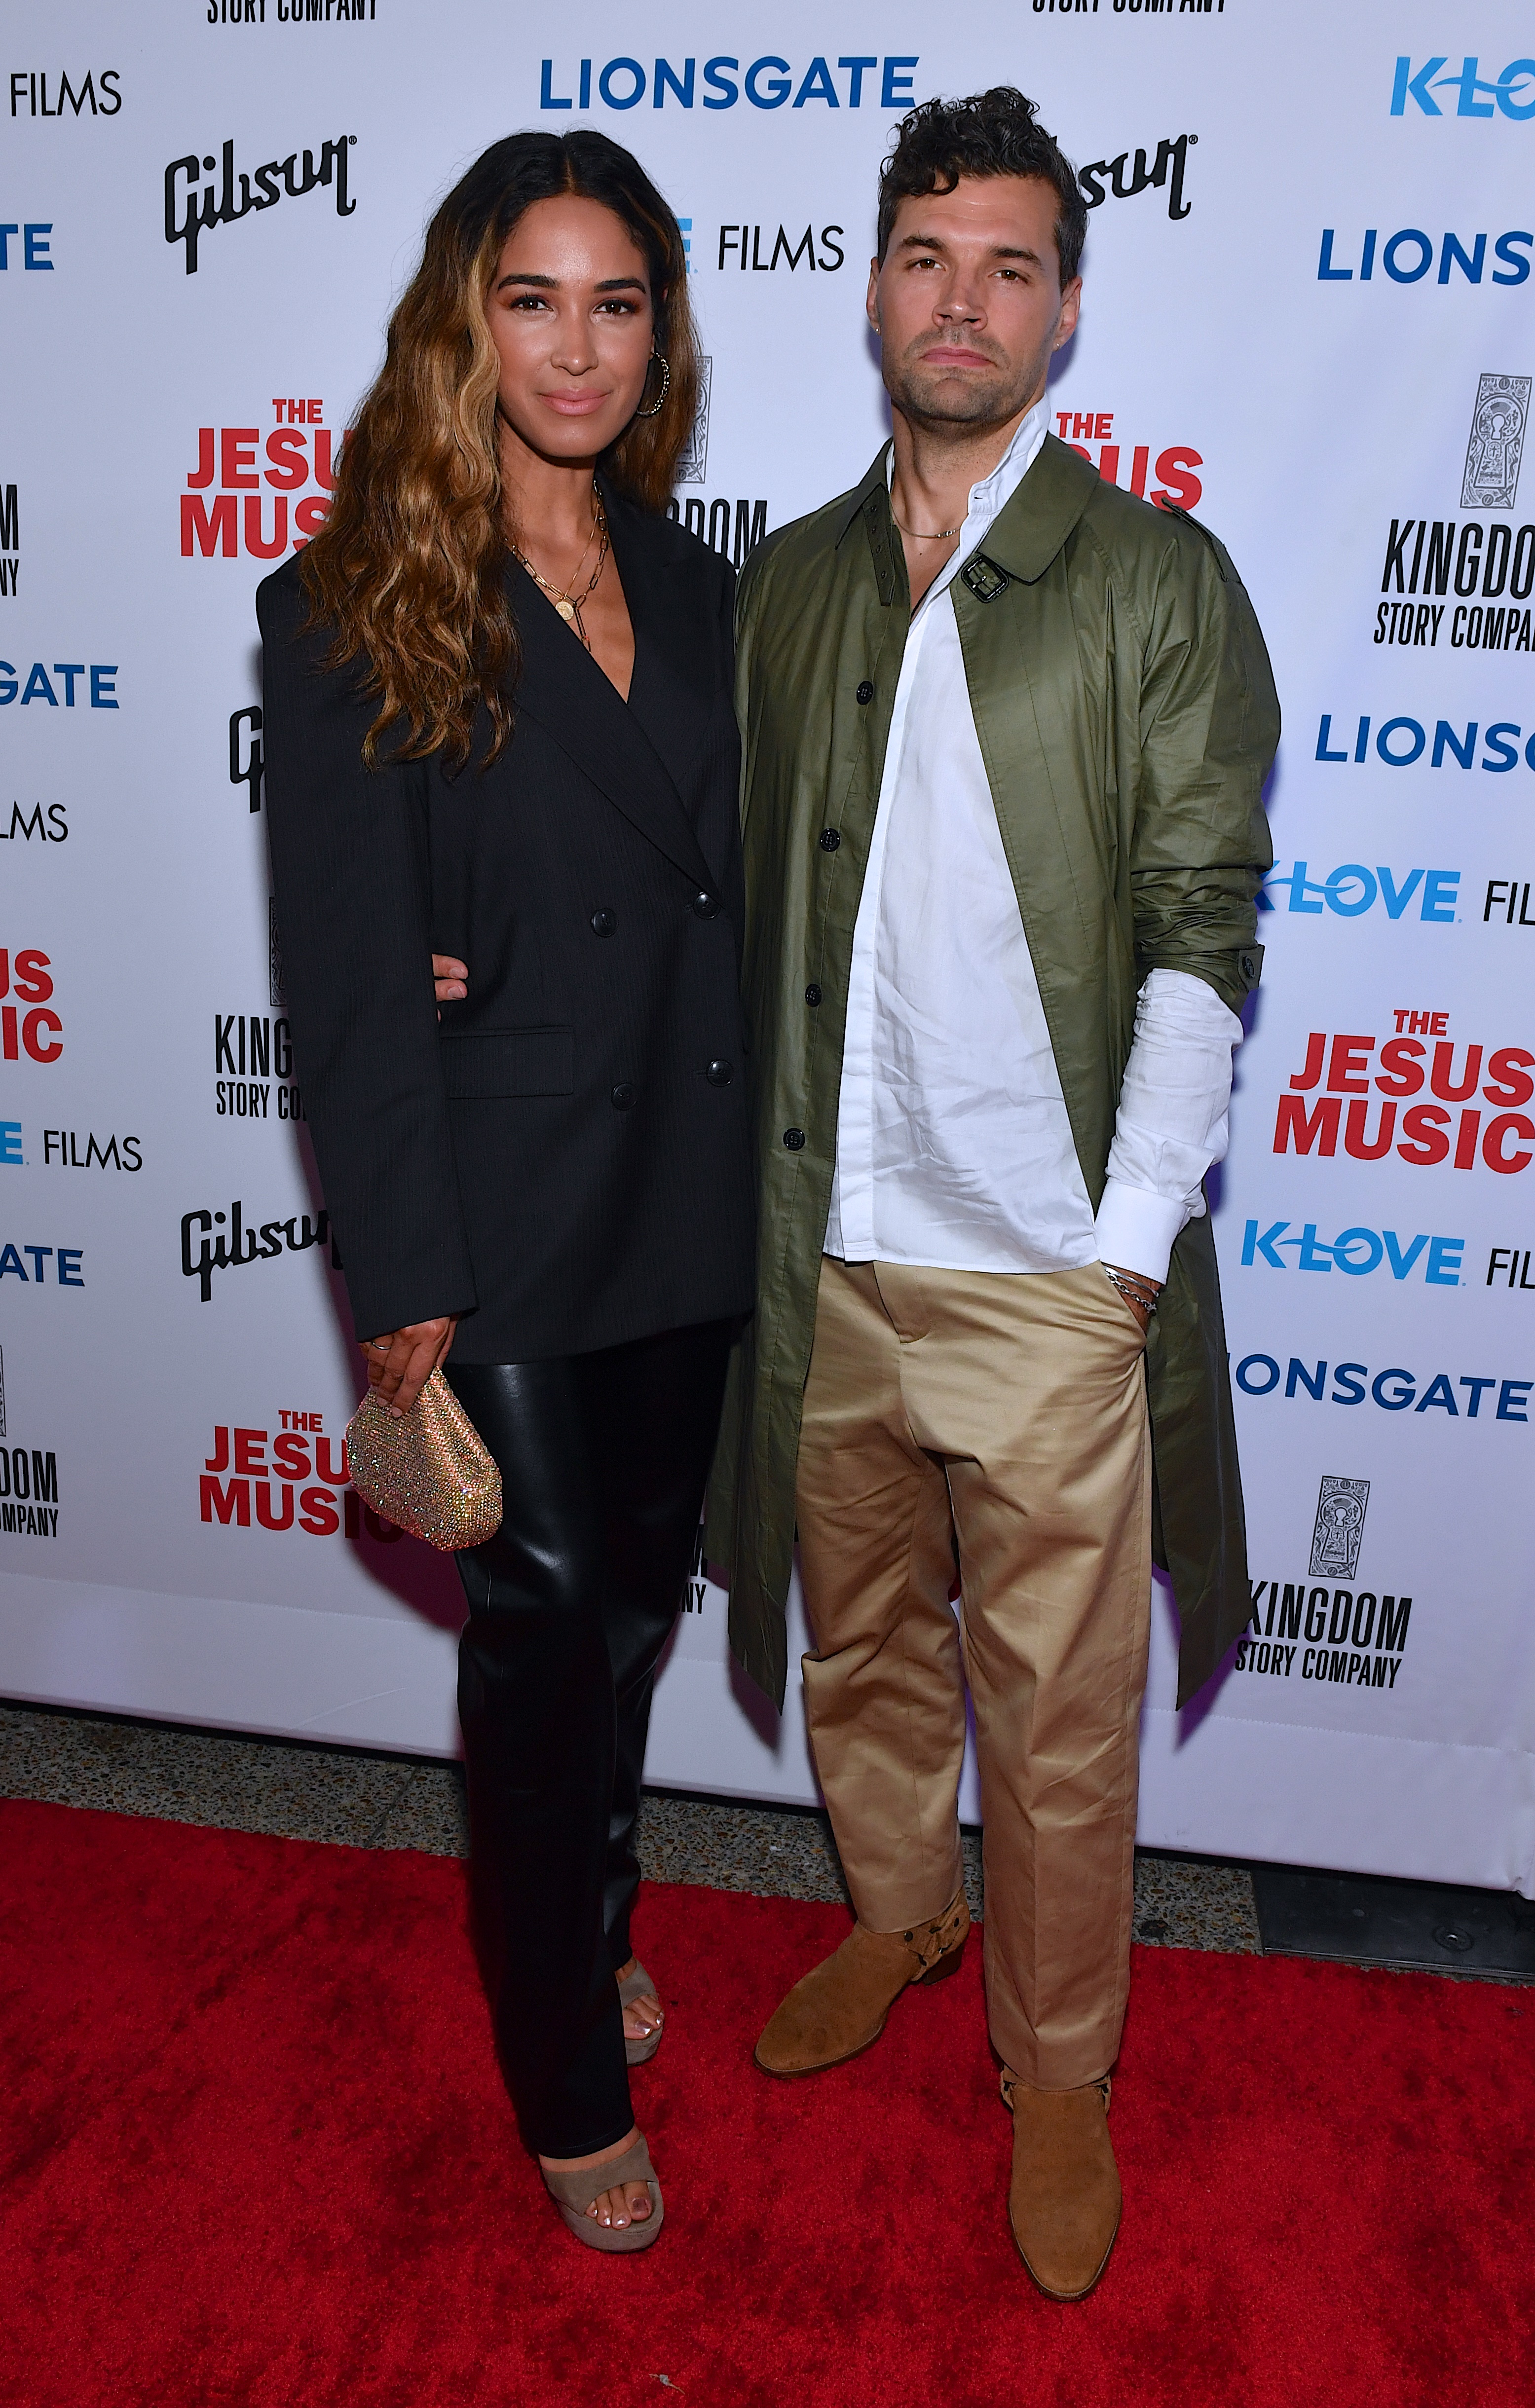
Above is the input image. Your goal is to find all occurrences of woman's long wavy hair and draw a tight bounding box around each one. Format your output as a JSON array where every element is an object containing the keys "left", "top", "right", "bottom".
[{"left": 300, "top": 131, "right": 700, "bottom": 770}]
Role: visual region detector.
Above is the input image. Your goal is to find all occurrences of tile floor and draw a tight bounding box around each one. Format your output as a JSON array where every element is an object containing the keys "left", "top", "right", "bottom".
[{"left": 0, "top": 1699, "right": 1261, "bottom": 1953}]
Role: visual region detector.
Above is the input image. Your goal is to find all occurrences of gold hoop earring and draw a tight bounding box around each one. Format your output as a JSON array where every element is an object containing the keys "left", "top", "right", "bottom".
[{"left": 633, "top": 346, "right": 671, "bottom": 419}]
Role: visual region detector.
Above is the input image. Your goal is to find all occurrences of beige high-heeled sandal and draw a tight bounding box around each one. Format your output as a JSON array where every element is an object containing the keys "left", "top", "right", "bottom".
[
  {"left": 541, "top": 2134, "right": 665, "bottom": 2253},
  {"left": 619, "top": 1958, "right": 664, "bottom": 2066}
]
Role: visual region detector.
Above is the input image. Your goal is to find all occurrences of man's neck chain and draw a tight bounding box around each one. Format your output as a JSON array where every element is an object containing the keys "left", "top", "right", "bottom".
[{"left": 891, "top": 509, "right": 962, "bottom": 542}]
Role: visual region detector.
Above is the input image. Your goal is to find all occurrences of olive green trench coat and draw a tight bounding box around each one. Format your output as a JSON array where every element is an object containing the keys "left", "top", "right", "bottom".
[{"left": 704, "top": 433, "right": 1279, "bottom": 1712}]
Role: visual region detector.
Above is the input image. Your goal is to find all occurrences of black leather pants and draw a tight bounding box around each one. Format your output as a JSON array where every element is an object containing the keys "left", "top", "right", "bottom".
[{"left": 445, "top": 1319, "right": 732, "bottom": 2160}]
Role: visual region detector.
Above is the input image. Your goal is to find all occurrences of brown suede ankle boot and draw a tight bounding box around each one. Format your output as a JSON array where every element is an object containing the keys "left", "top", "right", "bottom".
[
  {"left": 753, "top": 1890, "right": 970, "bottom": 2076},
  {"left": 1000, "top": 2068, "right": 1121, "bottom": 2301}
]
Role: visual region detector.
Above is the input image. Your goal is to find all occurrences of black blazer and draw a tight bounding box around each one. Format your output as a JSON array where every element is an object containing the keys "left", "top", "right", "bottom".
[{"left": 255, "top": 487, "right": 756, "bottom": 1362}]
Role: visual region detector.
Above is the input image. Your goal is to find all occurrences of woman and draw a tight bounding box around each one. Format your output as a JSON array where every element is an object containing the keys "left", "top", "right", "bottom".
[{"left": 256, "top": 131, "right": 755, "bottom": 2252}]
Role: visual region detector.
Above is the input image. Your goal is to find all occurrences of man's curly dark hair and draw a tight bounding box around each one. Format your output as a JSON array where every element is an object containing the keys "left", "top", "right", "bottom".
[{"left": 876, "top": 87, "right": 1087, "bottom": 287}]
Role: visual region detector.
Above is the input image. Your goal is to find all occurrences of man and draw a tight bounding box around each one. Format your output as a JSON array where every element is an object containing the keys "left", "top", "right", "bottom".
[{"left": 706, "top": 88, "right": 1278, "bottom": 2298}]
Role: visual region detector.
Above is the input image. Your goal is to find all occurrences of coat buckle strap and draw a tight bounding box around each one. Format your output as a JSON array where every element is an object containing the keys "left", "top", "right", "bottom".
[{"left": 960, "top": 553, "right": 1012, "bottom": 605}]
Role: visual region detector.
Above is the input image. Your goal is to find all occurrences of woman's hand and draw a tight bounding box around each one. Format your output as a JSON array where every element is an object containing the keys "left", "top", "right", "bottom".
[
  {"left": 433, "top": 954, "right": 468, "bottom": 1011},
  {"left": 363, "top": 1317, "right": 458, "bottom": 1416}
]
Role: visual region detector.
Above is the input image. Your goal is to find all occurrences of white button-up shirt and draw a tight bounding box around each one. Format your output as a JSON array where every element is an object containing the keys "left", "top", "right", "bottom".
[{"left": 824, "top": 400, "right": 1243, "bottom": 1285}]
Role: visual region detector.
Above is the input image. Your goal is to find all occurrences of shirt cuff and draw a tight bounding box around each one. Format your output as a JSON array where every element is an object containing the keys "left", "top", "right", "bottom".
[{"left": 1094, "top": 1179, "right": 1187, "bottom": 1286}]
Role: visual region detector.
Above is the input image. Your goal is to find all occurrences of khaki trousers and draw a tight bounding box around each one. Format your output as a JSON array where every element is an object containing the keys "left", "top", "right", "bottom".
[{"left": 794, "top": 1256, "right": 1153, "bottom": 2090}]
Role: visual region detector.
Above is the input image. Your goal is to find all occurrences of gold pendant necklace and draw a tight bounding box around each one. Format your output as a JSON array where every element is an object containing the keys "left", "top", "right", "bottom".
[{"left": 513, "top": 484, "right": 610, "bottom": 649}]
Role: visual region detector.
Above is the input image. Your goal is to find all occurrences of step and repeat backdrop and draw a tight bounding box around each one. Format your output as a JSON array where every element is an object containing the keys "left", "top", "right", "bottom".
[{"left": 4, "top": 1, "right": 1533, "bottom": 1892}]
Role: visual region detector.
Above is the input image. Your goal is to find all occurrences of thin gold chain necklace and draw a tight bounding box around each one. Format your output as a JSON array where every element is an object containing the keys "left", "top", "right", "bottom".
[
  {"left": 512, "top": 483, "right": 610, "bottom": 649},
  {"left": 891, "top": 508, "right": 962, "bottom": 540}
]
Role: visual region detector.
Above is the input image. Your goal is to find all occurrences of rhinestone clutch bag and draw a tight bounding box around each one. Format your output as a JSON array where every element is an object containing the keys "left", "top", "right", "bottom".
[{"left": 345, "top": 1370, "right": 502, "bottom": 1551}]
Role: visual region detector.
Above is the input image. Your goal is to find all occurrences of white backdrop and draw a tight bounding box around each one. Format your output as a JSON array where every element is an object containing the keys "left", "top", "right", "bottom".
[{"left": 4, "top": 1, "right": 1533, "bottom": 1893}]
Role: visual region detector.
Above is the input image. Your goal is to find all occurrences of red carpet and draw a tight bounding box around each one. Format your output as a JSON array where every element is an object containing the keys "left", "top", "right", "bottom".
[{"left": 1, "top": 1799, "right": 1530, "bottom": 2408}]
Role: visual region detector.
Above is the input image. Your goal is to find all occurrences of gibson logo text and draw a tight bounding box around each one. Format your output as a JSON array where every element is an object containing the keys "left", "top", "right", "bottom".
[
  {"left": 181, "top": 1198, "right": 338, "bottom": 1302},
  {"left": 164, "top": 135, "right": 355, "bottom": 275}
]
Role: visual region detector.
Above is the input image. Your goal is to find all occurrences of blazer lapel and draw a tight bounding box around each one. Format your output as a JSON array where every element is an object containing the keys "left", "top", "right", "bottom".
[
  {"left": 510, "top": 551, "right": 717, "bottom": 895},
  {"left": 603, "top": 498, "right": 719, "bottom": 801}
]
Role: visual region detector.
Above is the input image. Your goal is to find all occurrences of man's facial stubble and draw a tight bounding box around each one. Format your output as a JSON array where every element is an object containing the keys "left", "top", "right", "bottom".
[{"left": 881, "top": 335, "right": 1040, "bottom": 438}]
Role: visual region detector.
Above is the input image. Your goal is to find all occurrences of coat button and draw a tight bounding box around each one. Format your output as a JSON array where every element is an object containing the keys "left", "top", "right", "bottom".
[
  {"left": 856, "top": 680, "right": 874, "bottom": 705},
  {"left": 819, "top": 828, "right": 841, "bottom": 853},
  {"left": 590, "top": 908, "right": 617, "bottom": 938},
  {"left": 783, "top": 1127, "right": 806, "bottom": 1151},
  {"left": 611, "top": 1083, "right": 636, "bottom": 1111},
  {"left": 705, "top": 1059, "right": 733, "bottom": 1086},
  {"left": 690, "top": 890, "right": 721, "bottom": 919},
  {"left": 805, "top": 984, "right": 823, "bottom": 1007}
]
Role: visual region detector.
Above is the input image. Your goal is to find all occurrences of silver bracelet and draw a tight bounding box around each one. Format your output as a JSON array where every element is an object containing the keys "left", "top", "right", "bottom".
[{"left": 1105, "top": 1266, "right": 1159, "bottom": 1316}]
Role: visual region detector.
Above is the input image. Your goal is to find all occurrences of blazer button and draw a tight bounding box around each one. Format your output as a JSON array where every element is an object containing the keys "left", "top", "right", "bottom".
[
  {"left": 706, "top": 1059, "right": 734, "bottom": 1086},
  {"left": 783, "top": 1127, "right": 806, "bottom": 1151},
  {"left": 856, "top": 680, "right": 874, "bottom": 705},
  {"left": 590, "top": 908, "right": 617, "bottom": 938},
  {"left": 690, "top": 890, "right": 721, "bottom": 919},
  {"left": 819, "top": 828, "right": 841, "bottom": 853},
  {"left": 805, "top": 984, "right": 823, "bottom": 1007},
  {"left": 611, "top": 1083, "right": 636, "bottom": 1111}
]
